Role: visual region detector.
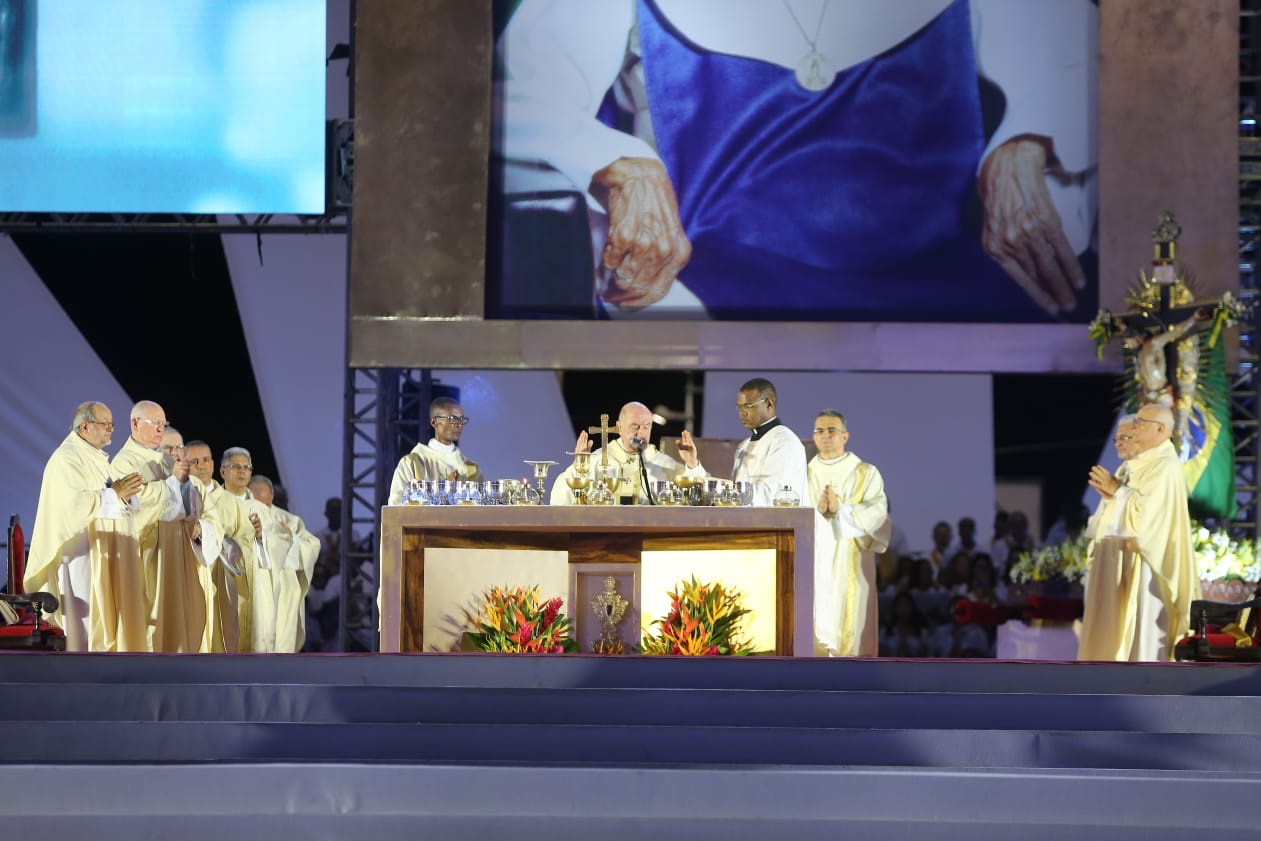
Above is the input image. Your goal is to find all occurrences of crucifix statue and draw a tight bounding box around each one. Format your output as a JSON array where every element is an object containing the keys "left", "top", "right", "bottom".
[
  {"left": 587, "top": 413, "right": 618, "bottom": 469},
  {"left": 1088, "top": 211, "right": 1247, "bottom": 471}
]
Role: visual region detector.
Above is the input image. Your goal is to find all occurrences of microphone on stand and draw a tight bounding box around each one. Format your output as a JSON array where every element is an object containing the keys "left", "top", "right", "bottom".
[{"left": 628, "top": 436, "right": 655, "bottom": 504}]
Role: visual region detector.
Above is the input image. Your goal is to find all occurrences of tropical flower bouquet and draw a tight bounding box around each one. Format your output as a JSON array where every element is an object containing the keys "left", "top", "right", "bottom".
[
  {"left": 638, "top": 575, "right": 755, "bottom": 656},
  {"left": 1010, "top": 533, "right": 1091, "bottom": 584},
  {"left": 464, "top": 585, "right": 578, "bottom": 653}
]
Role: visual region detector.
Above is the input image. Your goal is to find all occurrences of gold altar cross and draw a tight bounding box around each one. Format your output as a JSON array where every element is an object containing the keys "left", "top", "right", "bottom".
[{"left": 587, "top": 413, "right": 617, "bottom": 467}]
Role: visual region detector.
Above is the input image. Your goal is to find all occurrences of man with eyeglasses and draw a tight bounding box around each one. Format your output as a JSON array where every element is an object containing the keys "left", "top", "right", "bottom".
[
  {"left": 110, "top": 402, "right": 207, "bottom": 652},
  {"left": 678, "top": 377, "right": 807, "bottom": 507},
  {"left": 1078, "top": 405, "right": 1199, "bottom": 662},
  {"left": 26, "top": 401, "right": 147, "bottom": 651},
  {"left": 807, "top": 410, "right": 890, "bottom": 657},
  {"left": 183, "top": 441, "right": 262, "bottom": 653},
  {"left": 551, "top": 401, "right": 686, "bottom": 504},
  {"left": 386, "top": 397, "right": 483, "bottom": 505},
  {"left": 219, "top": 446, "right": 273, "bottom": 652}
]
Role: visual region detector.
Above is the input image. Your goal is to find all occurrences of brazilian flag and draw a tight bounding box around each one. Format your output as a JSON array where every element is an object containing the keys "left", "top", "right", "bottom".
[{"left": 1184, "top": 341, "right": 1236, "bottom": 520}]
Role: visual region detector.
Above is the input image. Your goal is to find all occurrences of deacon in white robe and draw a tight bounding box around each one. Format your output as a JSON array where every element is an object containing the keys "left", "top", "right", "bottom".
[
  {"left": 26, "top": 402, "right": 148, "bottom": 652},
  {"left": 680, "top": 378, "right": 808, "bottom": 507},
  {"left": 1079, "top": 406, "right": 1199, "bottom": 662},
  {"left": 250, "top": 475, "right": 321, "bottom": 653},
  {"left": 807, "top": 411, "right": 891, "bottom": 657},
  {"left": 550, "top": 401, "right": 684, "bottom": 504}
]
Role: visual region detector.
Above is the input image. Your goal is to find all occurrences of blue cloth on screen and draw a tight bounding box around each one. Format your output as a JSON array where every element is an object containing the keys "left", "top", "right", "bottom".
[{"left": 636, "top": 0, "right": 1049, "bottom": 321}]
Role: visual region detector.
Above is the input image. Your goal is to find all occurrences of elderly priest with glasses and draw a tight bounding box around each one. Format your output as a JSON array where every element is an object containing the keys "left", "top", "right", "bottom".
[{"left": 26, "top": 401, "right": 147, "bottom": 651}]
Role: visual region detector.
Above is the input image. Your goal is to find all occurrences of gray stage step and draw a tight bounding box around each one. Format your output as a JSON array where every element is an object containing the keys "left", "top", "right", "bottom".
[
  {"left": 0, "top": 683, "right": 1258, "bottom": 735},
  {"left": 2, "top": 654, "right": 1259, "bottom": 839}
]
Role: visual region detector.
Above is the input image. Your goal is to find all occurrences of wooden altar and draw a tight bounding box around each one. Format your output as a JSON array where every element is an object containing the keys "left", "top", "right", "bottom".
[{"left": 379, "top": 505, "right": 815, "bottom": 655}]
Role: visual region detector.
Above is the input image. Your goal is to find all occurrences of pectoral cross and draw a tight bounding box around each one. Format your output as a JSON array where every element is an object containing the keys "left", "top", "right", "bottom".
[{"left": 587, "top": 413, "right": 618, "bottom": 468}]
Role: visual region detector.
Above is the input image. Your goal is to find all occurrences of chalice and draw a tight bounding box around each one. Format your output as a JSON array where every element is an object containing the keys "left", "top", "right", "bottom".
[
  {"left": 524, "top": 460, "right": 559, "bottom": 499},
  {"left": 565, "top": 451, "right": 593, "bottom": 504}
]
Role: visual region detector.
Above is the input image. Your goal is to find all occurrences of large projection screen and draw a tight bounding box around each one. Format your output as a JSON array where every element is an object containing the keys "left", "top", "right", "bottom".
[
  {"left": 348, "top": 0, "right": 1236, "bottom": 373},
  {"left": 0, "top": 0, "right": 327, "bottom": 214}
]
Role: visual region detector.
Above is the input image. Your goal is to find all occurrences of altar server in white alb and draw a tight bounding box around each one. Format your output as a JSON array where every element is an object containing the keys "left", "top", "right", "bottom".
[
  {"left": 681, "top": 377, "right": 807, "bottom": 506},
  {"left": 387, "top": 397, "right": 483, "bottom": 505},
  {"left": 807, "top": 410, "right": 891, "bottom": 657}
]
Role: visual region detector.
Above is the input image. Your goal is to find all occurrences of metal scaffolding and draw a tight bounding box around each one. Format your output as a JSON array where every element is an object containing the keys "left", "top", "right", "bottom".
[
  {"left": 338, "top": 368, "right": 433, "bottom": 651},
  {"left": 1237, "top": 0, "right": 1261, "bottom": 537}
]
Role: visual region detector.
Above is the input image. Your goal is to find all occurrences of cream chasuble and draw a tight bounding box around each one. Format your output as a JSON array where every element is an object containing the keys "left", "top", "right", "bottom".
[
  {"left": 111, "top": 437, "right": 207, "bottom": 651},
  {"left": 226, "top": 487, "right": 274, "bottom": 653},
  {"left": 808, "top": 452, "right": 891, "bottom": 657},
  {"left": 387, "top": 443, "right": 450, "bottom": 505},
  {"left": 256, "top": 504, "right": 321, "bottom": 652},
  {"left": 1078, "top": 439, "right": 1199, "bottom": 662},
  {"left": 27, "top": 432, "right": 147, "bottom": 651},
  {"left": 199, "top": 481, "right": 258, "bottom": 653},
  {"left": 424, "top": 439, "right": 486, "bottom": 483},
  {"left": 550, "top": 439, "right": 684, "bottom": 505}
]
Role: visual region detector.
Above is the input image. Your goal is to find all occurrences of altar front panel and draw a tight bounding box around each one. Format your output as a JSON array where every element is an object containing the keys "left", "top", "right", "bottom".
[
  {"left": 424, "top": 547, "right": 570, "bottom": 652},
  {"left": 640, "top": 549, "right": 778, "bottom": 653},
  {"left": 379, "top": 506, "right": 814, "bottom": 655}
]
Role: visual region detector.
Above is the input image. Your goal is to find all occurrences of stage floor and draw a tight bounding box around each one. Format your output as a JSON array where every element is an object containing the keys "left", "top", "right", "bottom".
[{"left": 2, "top": 653, "right": 1260, "bottom": 839}]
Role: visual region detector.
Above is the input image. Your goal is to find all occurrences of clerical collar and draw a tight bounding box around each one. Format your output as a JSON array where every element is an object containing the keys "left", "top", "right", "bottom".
[
  {"left": 428, "top": 439, "right": 457, "bottom": 453},
  {"left": 749, "top": 417, "right": 782, "bottom": 442},
  {"left": 817, "top": 451, "right": 851, "bottom": 465},
  {"left": 611, "top": 438, "right": 641, "bottom": 459}
]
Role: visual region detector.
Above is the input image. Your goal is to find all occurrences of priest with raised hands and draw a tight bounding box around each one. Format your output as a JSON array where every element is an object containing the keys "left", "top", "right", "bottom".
[
  {"left": 807, "top": 410, "right": 891, "bottom": 657},
  {"left": 249, "top": 475, "right": 320, "bottom": 653},
  {"left": 550, "top": 401, "right": 686, "bottom": 504},
  {"left": 26, "top": 401, "right": 147, "bottom": 651},
  {"left": 677, "top": 377, "right": 808, "bottom": 506},
  {"left": 1078, "top": 404, "right": 1199, "bottom": 662}
]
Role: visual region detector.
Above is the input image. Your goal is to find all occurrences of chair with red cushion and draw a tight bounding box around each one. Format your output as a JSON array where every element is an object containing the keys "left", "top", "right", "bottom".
[{"left": 1174, "top": 585, "right": 1261, "bottom": 662}]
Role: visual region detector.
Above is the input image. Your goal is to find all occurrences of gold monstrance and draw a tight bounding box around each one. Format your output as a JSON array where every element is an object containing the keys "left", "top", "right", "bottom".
[{"left": 591, "top": 576, "right": 630, "bottom": 654}]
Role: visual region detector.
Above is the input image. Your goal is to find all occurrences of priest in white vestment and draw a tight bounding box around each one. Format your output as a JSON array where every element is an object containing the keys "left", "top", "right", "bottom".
[
  {"left": 1078, "top": 406, "right": 1199, "bottom": 662},
  {"left": 250, "top": 475, "right": 321, "bottom": 653},
  {"left": 551, "top": 401, "right": 685, "bottom": 504},
  {"left": 680, "top": 378, "right": 808, "bottom": 507},
  {"left": 26, "top": 402, "right": 148, "bottom": 651},
  {"left": 185, "top": 441, "right": 261, "bottom": 653},
  {"left": 388, "top": 396, "right": 490, "bottom": 505},
  {"left": 110, "top": 404, "right": 209, "bottom": 652},
  {"left": 807, "top": 410, "right": 891, "bottom": 657},
  {"left": 220, "top": 446, "right": 273, "bottom": 652},
  {"left": 424, "top": 397, "right": 486, "bottom": 480}
]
